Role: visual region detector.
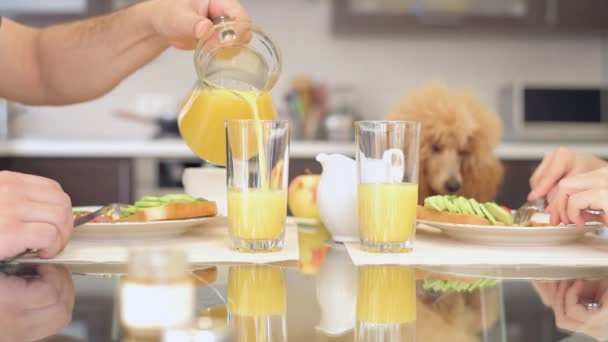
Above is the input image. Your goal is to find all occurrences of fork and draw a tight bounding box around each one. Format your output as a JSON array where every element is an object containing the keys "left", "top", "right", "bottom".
[{"left": 513, "top": 198, "right": 604, "bottom": 225}]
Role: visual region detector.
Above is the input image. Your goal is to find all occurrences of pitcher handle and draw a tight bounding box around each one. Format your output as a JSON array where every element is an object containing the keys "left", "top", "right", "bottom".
[{"left": 383, "top": 149, "right": 405, "bottom": 183}]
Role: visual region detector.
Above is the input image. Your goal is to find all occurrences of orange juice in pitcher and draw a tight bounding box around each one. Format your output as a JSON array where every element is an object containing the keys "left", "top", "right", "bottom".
[
  {"left": 178, "top": 88, "right": 277, "bottom": 166},
  {"left": 178, "top": 17, "right": 281, "bottom": 166}
]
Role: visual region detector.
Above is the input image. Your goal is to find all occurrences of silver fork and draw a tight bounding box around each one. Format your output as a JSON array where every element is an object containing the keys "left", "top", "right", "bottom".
[{"left": 514, "top": 198, "right": 604, "bottom": 225}]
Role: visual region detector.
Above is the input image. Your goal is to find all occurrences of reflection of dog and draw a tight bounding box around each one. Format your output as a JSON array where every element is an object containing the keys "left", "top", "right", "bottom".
[
  {"left": 418, "top": 288, "right": 499, "bottom": 342},
  {"left": 388, "top": 82, "right": 503, "bottom": 202}
]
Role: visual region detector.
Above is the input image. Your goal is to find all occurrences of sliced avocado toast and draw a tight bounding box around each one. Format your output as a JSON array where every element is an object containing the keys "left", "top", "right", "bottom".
[
  {"left": 423, "top": 278, "right": 501, "bottom": 293},
  {"left": 120, "top": 194, "right": 208, "bottom": 218},
  {"left": 423, "top": 195, "right": 513, "bottom": 225}
]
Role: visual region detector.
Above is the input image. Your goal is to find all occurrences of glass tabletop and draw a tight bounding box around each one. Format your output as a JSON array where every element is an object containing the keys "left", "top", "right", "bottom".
[{"left": 3, "top": 225, "right": 608, "bottom": 342}]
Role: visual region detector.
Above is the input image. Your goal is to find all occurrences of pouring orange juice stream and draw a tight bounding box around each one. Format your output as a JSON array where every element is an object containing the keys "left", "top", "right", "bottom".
[{"left": 179, "top": 87, "right": 286, "bottom": 240}]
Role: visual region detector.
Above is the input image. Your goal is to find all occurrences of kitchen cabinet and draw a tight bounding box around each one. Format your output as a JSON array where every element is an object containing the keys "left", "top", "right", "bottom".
[
  {"left": 332, "top": 0, "right": 608, "bottom": 35},
  {"left": 0, "top": 158, "right": 133, "bottom": 206}
]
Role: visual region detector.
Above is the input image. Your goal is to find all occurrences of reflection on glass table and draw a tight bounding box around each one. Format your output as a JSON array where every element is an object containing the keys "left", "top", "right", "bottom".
[
  {"left": 2, "top": 228, "right": 608, "bottom": 341},
  {"left": 0, "top": 264, "right": 75, "bottom": 341}
]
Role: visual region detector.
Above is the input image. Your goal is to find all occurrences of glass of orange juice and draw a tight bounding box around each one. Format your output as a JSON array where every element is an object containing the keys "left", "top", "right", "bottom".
[
  {"left": 226, "top": 119, "right": 290, "bottom": 252},
  {"left": 356, "top": 266, "right": 416, "bottom": 341},
  {"left": 355, "top": 121, "right": 421, "bottom": 253},
  {"left": 227, "top": 265, "right": 287, "bottom": 341}
]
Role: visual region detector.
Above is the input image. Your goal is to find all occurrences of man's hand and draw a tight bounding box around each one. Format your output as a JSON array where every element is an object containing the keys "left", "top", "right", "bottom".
[
  {"left": 0, "top": 171, "right": 73, "bottom": 260},
  {"left": 147, "top": 0, "right": 250, "bottom": 50},
  {"left": 528, "top": 147, "right": 607, "bottom": 202},
  {"left": 0, "top": 264, "right": 74, "bottom": 341},
  {"left": 545, "top": 167, "right": 608, "bottom": 227}
]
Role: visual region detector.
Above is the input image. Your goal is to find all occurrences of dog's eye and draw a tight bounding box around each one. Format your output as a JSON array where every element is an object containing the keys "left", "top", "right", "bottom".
[{"left": 431, "top": 144, "right": 442, "bottom": 153}]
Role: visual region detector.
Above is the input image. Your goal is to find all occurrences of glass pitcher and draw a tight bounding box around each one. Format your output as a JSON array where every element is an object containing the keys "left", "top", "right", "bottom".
[{"left": 178, "top": 17, "right": 282, "bottom": 166}]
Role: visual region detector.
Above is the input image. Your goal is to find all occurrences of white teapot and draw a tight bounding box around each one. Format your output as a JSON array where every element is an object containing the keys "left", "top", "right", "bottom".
[
  {"left": 316, "top": 153, "right": 359, "bottom": 242},
  {"left": 316, "top": 150, "right": 405, "bottom": 242}
]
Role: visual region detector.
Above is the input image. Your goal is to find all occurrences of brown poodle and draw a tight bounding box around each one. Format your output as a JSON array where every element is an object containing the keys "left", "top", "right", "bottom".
[{"left": 388, "top": 82, "right": 504, "bottom": 203}]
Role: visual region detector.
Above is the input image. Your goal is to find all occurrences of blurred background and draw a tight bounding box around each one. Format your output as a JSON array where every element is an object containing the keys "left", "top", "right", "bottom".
[{"left": 0, "top": 0, "right": 607, "bottom": 207}]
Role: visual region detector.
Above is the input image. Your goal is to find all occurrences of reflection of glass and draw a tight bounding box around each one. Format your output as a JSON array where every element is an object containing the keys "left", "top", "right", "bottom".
[
  {"left": 356, "top": 266, "right": 416, "bottom": 341},
  {"left": 227, "top": 266, "right": 287, "bottom": 341},
  {"left": 356, "top": 121, "right": 420, "bottom": 253},
  {"left": 179, "top": 19, "right": 282, "bottom": 166},
  {"left": 121, "top": 248, "right": 194, "bottom": 339},
  {"left": 226, "top": 120, "right": 290, "bottom": 252}
]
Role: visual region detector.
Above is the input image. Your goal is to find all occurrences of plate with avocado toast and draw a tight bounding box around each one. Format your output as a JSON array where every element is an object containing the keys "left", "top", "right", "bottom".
[
  {"left": 72, "top": 194, "right": 219, "bottom": 239},
  {"left": 417, "top": 195, "right": 602, "bottom": 246}
]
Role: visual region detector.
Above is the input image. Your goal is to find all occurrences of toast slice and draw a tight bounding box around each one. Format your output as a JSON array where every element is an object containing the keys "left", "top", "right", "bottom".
[
  {"left": 118, "top": 201, "right": 218, "bottom": 223},
  {"left": 417, "top": 205, "right": 491, "bottom": 226}
]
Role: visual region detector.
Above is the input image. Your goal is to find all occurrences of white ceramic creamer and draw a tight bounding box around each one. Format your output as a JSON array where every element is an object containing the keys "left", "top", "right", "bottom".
[{"left": 315, "top": 153, "right": 359, "bottom": 242}]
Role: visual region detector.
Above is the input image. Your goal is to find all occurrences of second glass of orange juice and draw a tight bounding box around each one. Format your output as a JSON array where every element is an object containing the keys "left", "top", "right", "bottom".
[
  {"left": 356, "top": 121, "right": 421, "bottom": 253},
  {"left": 226, "top": 119, "right": 290, "bottom": 252}
]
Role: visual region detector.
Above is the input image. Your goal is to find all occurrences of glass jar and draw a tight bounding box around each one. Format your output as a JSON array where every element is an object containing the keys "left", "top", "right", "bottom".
[{"left": 121, "top": 248, "right": 194, "bottom": 340}]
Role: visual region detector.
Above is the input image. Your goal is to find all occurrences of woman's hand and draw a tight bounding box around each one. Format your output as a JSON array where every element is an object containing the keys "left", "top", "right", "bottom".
[
  {"left": 534, "top": 279, "right": 608, "bottom": 341},
  {"left": 528, "top": 148, "right": 607, "bottom": 202},
  {"left": 544, "top": 167, "right": 608, "bottom": 227}
]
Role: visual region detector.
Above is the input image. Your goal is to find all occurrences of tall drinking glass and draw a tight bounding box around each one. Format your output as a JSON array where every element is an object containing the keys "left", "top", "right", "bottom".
[
  {"left": 227, "top": 265, "right": 287, "bottom": 341},
  {"left": 355, "top": 120, "right": 421, "bottom": 253},
  {"left": 356, "top": 266, "right": 416, "bottom": 341},
  {"left": 226, "top": 119, "right": 290, "bottom": 252}
]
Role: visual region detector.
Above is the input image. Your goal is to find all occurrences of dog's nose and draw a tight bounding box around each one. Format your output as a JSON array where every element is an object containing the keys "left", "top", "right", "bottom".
[{"left": 445, "top": 178, "right": 461, "bottom": 193}]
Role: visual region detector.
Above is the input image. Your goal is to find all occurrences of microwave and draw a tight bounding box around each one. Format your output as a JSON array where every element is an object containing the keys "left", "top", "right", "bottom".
[{"left": 499, "top": 83, "right": 608, "bottom": 142}]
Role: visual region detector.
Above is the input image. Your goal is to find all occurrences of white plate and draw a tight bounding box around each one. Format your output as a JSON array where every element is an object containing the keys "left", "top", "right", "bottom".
[
  {"left": 582, "top": 231, "right": 608, "bottom": 251},
  {"left": 418, "top": 220, "right": 602, "bottom": 246},
  {"left": 73, "top": 206, "right": 219, "bottom": 240}
]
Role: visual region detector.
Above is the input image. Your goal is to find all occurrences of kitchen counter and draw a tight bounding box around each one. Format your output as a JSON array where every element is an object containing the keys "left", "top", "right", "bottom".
[{"left": 1, "top": 138, "right": 608, "bottom": 160}]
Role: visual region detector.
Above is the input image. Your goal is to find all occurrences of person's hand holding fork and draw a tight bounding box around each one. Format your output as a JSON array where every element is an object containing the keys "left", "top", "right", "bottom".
[{"left": 528, "top": 148, "right": 608, "bottom": 227}]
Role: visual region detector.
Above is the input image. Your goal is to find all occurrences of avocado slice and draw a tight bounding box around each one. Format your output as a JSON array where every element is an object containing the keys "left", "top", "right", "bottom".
[
  {"left": 457, "top": 197, "right": 475, "bottom": 215},
  {"left": 424, "top": 197, "right": 443, "bottom": 211},
  {"left": 436, "top": 196, "right": 451, "bottom": 211},
  {"left": 160, "top": 194, "right": 196, "bottom": 203},
  {"left": 469, "top": 198, "right": 486, "bottom": 218},
  {"left": 484, "top": 202, "right": 513, "bottom": 225},
  {"left": 135, "top": 200, "right": 163, "bottom": 208},
  {"left": 431, "top": 196, "right": 447, "bottom": 211},
  {"left": 444, "top": 197, "right": 459, "bottom": 213},
  {"left": 479, "top": 204, "right": 497, "bottom": 224},
  {"left": 138, "top": 196, "right": 160, "bottom": 202}
]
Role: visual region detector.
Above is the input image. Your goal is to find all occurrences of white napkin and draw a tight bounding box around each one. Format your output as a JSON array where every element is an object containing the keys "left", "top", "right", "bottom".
[
  {"left": 346, "top": 229, "right": 608, "bottom": 266},
  {"left": 24, "top": 217, "right": 299, "bottom": 264}
]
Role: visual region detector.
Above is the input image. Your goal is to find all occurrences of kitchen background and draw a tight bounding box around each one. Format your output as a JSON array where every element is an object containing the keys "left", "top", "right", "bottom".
[
  {"left": 1, "top": 0, "right": 608, "bottom": 208},
  {"left": 5, "top": 0, "right": 607, "bottom": 139},
  {"left": 1, "top": 2, "right": 608, "bottom": 341}
]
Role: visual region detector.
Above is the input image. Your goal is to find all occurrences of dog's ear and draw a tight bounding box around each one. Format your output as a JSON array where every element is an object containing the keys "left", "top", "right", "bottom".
[{"left": 461, "top": 152, "right": 504, "bottom": 202}]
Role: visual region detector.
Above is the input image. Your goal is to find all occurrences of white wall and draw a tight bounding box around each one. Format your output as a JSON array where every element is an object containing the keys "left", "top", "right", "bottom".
[{"left": 13, "top": 0, "right": 605, "bottom": 139}]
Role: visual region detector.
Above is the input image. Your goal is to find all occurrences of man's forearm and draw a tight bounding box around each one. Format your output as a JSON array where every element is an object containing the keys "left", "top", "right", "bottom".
[
  {"left": 0, "top": 1, "right": 168, "bottom": 105},
  {"left": 36, "top": 1, "right": 168, "bottom": 105}
]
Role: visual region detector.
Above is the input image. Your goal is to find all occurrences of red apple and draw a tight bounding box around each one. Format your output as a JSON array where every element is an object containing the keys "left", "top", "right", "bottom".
[{"left": 288, "top": 173, "right": 321, "bottom": 220}]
